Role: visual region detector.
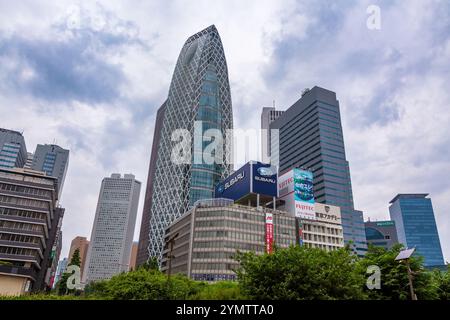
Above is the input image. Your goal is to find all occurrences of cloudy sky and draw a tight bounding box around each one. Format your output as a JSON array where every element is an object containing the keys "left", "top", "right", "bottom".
[{"left": 1, "top": 0, "right": 449, "bottom": 262}]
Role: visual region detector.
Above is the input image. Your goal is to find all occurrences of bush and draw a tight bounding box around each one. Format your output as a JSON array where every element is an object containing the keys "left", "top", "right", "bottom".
[
  {"left": 85, "top": 269, "right": 201, "bottom": 300},
  {"left": 189, "top": 281, "right": 245, "bottom": 300},
  {"left": 236, "top": 245, "right": 366, "bottom": 300}
]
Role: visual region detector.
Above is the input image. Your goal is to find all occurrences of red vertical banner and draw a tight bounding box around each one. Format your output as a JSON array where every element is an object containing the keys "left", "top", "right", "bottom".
[{"left": 265, "top": 213, "right": 274, "bottom": 254}]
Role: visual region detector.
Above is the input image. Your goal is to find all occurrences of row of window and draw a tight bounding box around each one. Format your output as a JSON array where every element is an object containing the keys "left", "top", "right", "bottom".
[
  {"left": 0, "top": 195, "right": 50, "bottom": 210},
  {"left": 0, "top": 207, "right": 47, "bottom": 221},
  {"left": 0, "top": 245, "right": 39, "bottom": 258},
  {"left": 0, "top": 220, "right": 44, "bottom": 233},
  {"left": 0, "top": 183, "right": 52, "bottom": 198},
  {"left": 0, "top": 232, "right": 41, "bottom": 245},
  {"left": 194, "top": 240, "right": 265, "bottom": 252}
]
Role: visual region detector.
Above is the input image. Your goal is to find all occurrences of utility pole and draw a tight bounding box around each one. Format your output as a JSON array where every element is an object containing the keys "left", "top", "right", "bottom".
[
  {"left": 395, "top": 248, "right": 418, "bottom": 300},
  {"left": 405, "top": 259, "right": 418, "bottom": 300}
]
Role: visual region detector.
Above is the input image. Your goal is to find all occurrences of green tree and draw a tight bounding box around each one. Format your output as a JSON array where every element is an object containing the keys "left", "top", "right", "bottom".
[
  {"left": 236, "top": 245, "right": 367, "bottom": 300},
  {"left": 57, "top": 248, "right": 81, "bottom": 295},
  {"left": 356, "top": 244, "right": 437, "bottom": 300},
  {"left": 430, "top": 266, "right": 450, "bottom": 300},
  {"left": 189, "top": 281, "right": 246, "bottom": 300},
  {"left": 85, "top": 268, "right": 201, "bottom": 300}
]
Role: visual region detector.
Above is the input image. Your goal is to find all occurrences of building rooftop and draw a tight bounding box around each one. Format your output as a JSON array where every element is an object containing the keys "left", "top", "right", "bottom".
[{"left": 389, "top": 193, "right": 429, "bottom": 204}]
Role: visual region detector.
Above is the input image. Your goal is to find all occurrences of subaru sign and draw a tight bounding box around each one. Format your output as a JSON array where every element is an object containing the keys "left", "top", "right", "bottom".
[
  {"left": 252, "top": 162, "right": 278, "bottom": 197},
  {"left": 215, "top": 161, "right": 278, "bottom": 201}
]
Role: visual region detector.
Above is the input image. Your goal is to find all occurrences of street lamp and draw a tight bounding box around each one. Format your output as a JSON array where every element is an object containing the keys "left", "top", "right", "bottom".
[{"left": 395, "top": 248, "right": 417, "bottom": 300}]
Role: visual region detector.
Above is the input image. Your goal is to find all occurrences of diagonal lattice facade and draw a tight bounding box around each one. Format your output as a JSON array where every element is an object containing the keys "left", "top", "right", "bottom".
[{"left": 146, "top": 25, "right": 233, "bottom": 263}]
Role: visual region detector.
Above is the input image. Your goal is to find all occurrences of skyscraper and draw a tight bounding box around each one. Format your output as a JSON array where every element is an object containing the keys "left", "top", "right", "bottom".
[
  {"left": 68, "top": 236, "right": 89, "bottom": 278},
  {"left": 30, "top": 144, "right": 69, "bottom": 198},
  {"left": 261, "top": 107, "right": 284, "bottom": 163},
  {"left": 0, "top": 128, "right": 27, "bottom": 169},
  {"left": 140, "top": 25, "right": 233, "bottom": 264},
  {"left": 136, "top": 102, "right": 166, "bottom": 266},
  {"left": 83, "top": 174, "right": 141, "bottom": 283},
  {"left": 389, "top": 194, "right": 445, "bottom": 267},
  {"left": 270, "top": 86, "right": 367, "bottom": 255}
]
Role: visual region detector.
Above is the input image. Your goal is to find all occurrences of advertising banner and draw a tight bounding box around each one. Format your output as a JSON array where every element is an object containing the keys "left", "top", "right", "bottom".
[
  {"left": 214, "top": 162, "right": 251, "bottom": 200},
  {"left": 293, "top": 169, "right": 316, "bottom": 220},
  {"left": 251, "top": 162, "right": 278, "bottom": 197},
  {"left": 265, "top": 212, "right": 274, "bottom": 254}
]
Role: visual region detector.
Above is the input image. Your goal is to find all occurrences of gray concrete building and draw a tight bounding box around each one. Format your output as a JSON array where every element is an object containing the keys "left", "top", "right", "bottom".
[
  {"left": 30, "top": 144, "right": 69, "bottom": 198},
  {"left": 161, "top": 199, "right": 296, "bottom": 281},
  {"left": 261, "top": 106, "right": 284, "bottom": 164},
  {"left": 161, "top": 199, "right": 345, "bottom": 281},
  {"left": 0, "top": 128, "right": 27, "bottom": 169},
  {"left": 0, "top": 167, "right": 63, "bottom": 295},
  {"left": 83, "top": 174, "right": 141, "bottom": 284},
  {"left": 269, "top": 86, "right": 367, "bottom": 256}
]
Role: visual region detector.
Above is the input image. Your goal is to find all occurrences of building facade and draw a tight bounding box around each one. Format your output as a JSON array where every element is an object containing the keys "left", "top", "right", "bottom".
[
  {"left": 364, "top": 220, "right": 399, "bottom": 250},
  {"left": 30, "top": 144, "right": 69, "bottom": 198},
  {"left": 261, "top": 107, "right": 284, "bottom": 164},
  {"left": 0, "top": 167, "right": 62, "bottom": 295},
  {"left": 53, "top": 257, "right": 68, "bottom": 288},
  {"left": 161, "top": 199, "right": 296, "bottom": 281},
  {"left": 142, "top": 25, "right": 233, "bottom": 264},
  {"left": 161, "top": 199, "right": 344, "bottom": 281},
  {"left": 83, "top": 174, "right": 141, "bottom": 283},
  {"left": 270, "top": 86, "right": 367, "bottom": 256},
  {"left": 68, "top": 236, "right": 89, "bottom": 278},
  {"left": 389, "top": 194, "right": 445, "bottom": 267},
  {"left": 137, "top": 102, "right": 166, "bottom": 266},
  {"left": 0, "top": 128, "right": 27, "bottom": 169}
]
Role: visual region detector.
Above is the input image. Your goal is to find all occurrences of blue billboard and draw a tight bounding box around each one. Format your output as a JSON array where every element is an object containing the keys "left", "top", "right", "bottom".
[
  {"left": 252, "top": 162, "right": 278, "bottom": 197},
  {"left": 214, "top": 161, "right": 278, "bottom": 201},
  {"left": 214, "top": 162, "right": 251, "bottom": 200}
]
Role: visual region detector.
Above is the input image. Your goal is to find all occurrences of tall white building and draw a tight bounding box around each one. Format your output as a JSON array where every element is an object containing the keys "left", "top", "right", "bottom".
[{"left": 83, "top": 174, "right": 141, "bottom": 283}]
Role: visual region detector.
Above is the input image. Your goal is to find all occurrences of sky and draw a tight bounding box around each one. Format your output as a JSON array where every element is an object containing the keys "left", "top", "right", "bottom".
[{"left": 0, "top": 0, "right": 449, "bottom": 263}]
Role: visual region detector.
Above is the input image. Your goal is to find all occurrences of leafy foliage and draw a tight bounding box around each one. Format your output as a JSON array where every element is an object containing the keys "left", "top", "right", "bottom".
[
  {"left": 85, "top": 268, "right": 201, "bottom": 300},
  {"left": 356, "top": 244, "right": 437, "bottom": 300},
  {"left": 56, "top": 248, "right": 82, "bottom": 295},
  {"left": 236, "top": 245, "right": 367, "bottom": 300},
  {"left": 189, "top": 281, "right": 246, "bottom": 300}
]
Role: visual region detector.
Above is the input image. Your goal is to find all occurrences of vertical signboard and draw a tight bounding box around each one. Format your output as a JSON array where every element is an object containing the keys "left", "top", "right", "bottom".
[
  {"left": 293, "top": 168, "right": 315, "bottom": 220},
  {"left": 265, "top": 212, "right": 274, "bottom": 254}
]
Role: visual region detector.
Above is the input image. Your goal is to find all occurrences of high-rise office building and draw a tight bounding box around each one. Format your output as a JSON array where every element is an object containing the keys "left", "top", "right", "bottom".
[
  {"left": 389, "top": 194, "right": 445, "bottom": 267},
  {"left": 137, "top": 102, "right": 167, "bottom": 266},
  {"left": 53, "top": 257, "right": 68, "bottom": 289},
  {"left": 140, "top": 25, "right": 233, "bottom": 264},
  {"left": 261, "top": 107, "right": 284, "bottom": 163},
  {"left": 0, "top": 128, "right": 27, "bottom": 169},
  {"left": 0, "top": 167, "right": 63, "bottom": 295},
  {"left": 270, "top": 86, "right": 367, "bottom": 255},
  {"left": 364, "top": 220, "right": 399, "bottom": 250},
  {"left": 68, "top": 236, "right": 89, "bottom": 277},
  {"left": 30, "top": 144, "right": 69, "bottom": 198},
  {"left": 83, "top": 174, "right": 141, "bottom": 283}
]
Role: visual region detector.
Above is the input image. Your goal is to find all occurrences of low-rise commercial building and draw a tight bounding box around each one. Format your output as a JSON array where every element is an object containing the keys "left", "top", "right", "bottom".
[
  {"left": 161, "top": 199, "right": 344, "bottom": 281},
  {"left": 364, "top": 220, "right": 399, "bottom": 250}
]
